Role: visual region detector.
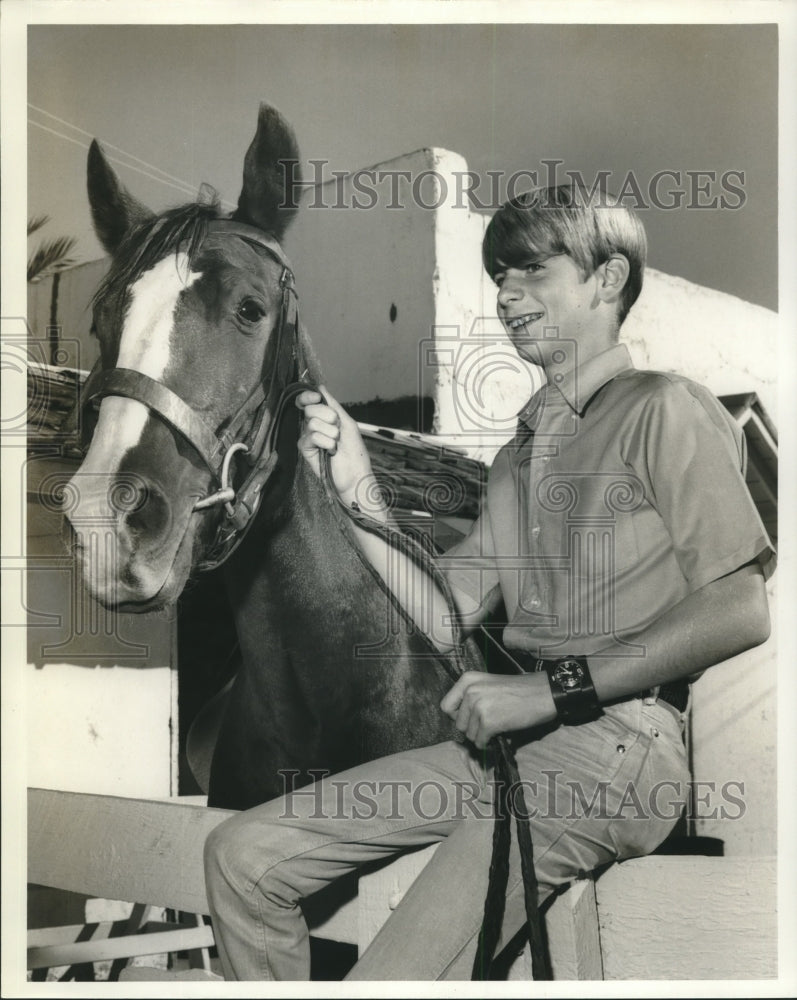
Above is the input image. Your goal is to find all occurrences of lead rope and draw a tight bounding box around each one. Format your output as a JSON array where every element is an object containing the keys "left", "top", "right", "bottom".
[{"left": 316, "top": 425, "right": 552, "bottom": 982}]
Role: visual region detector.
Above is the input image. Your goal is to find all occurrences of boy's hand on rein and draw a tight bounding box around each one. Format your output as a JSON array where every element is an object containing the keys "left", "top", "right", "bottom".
[
  {"left": 440, "top": 672, "right": 558, "bottom": 749},
  {"left": 297, "top": 387, "right": 376, "bottom": 502}
]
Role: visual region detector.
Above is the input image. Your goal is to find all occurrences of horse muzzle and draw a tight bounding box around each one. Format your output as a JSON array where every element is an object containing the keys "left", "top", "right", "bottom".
[{"left": 63, "top": 468, "right": 197, "bottom": 609}]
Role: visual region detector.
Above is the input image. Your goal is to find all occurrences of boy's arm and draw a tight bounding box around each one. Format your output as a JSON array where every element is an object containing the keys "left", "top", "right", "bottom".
[
  {"left": 441, "top": 559, "right": 770, "bottom": 748},
  {"left": 581, "top": 558, "right": 769, "bottom": 700},
  {"left": 296, "top": 387, "right": 494, "bottom": 649},
  {"left": 443, "top": 379, "right": 776, "bottom": 748}
]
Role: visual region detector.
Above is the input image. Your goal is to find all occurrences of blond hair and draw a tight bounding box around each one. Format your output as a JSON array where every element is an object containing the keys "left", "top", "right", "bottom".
[{"left": 483, "top": 184, "right": 648, "bottom": 325}]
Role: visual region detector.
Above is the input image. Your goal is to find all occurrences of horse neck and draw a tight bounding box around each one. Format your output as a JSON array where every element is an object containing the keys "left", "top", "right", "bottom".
[{"left": 221, "top": 453, "right": 359, "bottom": 649}]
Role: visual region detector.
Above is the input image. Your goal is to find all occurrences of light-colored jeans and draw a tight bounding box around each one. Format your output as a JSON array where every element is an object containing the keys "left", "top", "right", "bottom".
[{"left": 204, "top": 697, "right": 689, "bottom": 980}]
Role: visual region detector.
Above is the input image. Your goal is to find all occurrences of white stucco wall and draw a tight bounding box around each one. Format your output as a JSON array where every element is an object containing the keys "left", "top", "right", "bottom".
[
  {"left": 285, "top": 149, "right": 440, "bottom": 405},
  {"left": 688, "top": 579, "right": 777, "bottom": 856}
]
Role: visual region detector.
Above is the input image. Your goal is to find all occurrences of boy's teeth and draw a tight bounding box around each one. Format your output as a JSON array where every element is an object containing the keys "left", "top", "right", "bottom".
[{"left": 509, "top": 313, "right": 541, "bottom": 329}]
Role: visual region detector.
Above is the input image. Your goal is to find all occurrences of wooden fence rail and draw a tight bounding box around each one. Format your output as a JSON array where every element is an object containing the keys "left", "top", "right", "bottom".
[{"left": 27, "top": 787, "right": 777, "bottom": 981}]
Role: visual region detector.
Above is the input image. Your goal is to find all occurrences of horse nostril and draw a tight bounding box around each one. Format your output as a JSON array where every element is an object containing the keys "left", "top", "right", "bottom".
[{"left": 110, "top": 476, "right": 171, "bottom": 540}]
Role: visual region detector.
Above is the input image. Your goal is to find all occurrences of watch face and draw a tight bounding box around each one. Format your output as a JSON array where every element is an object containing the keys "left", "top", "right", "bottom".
[{"left": 553, "top": 659, "right": 584, "bottom": 691}]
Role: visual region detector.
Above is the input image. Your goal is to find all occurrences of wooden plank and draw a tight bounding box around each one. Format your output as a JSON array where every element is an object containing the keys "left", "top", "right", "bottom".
[
  {"left": 545, "top": 878, "right": 603, "bottom": 980},
  {"left": 108, "top": 901, "right": 149, "bottom": 981},
  {"left": 28, "top": 925, "right": 215, "bottom": 969},
  {"left": 28, "top": 788, "right": 233, "bottom": 916},
  {"left": 595, "top": 856, "right": 777, "bottom": 980},
  {"left": 28, "top": 788, "right": 359, "bottom": 945},
  {"left": 183, "top": 911, "right": 212, "bottom": 971},
  {"left": 507, "top": 880, "right": 602, "bottom": 981},
  {"left": 28, "top": 920, "right": 195, "bottom": 948},
  {"left": 119, "top": 966, "right": 223, "bottom": 982}
]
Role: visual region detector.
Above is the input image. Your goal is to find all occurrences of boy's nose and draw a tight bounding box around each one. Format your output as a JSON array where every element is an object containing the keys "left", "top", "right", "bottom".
[{"left": 497, "top": 278, "right": 522, "bottom": 306}]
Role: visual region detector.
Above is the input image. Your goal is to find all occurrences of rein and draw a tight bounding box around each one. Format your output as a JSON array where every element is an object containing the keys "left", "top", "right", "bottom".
[{"left": 318, "top": 432, "right": 553, "bottom": 981}]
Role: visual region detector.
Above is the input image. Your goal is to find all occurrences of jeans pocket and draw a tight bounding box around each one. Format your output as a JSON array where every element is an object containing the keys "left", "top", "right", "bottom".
[
  {"left": 607, "top": 737, "right": 690, "bottom": 860},
  {"left": 589, "top": 699, "right": 644, "bottom": 757}
]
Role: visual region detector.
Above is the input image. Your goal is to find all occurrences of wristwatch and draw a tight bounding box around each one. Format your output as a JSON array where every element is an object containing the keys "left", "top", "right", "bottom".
[{"left": 540, "top": 656, "right": 602, "bottom": 725}]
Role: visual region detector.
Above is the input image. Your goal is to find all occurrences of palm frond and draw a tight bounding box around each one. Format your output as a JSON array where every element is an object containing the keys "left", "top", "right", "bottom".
[
  {"left": 27, "top": 236, "right": 79, "bottom": 283},
  {"left": 27, "top": 215, "right": 51, "bottom": 237}
]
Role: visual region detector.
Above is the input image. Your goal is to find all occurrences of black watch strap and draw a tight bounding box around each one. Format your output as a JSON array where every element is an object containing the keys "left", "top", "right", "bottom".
[{"left": 539, "top": 656, "right": 602, "bottom": 725}]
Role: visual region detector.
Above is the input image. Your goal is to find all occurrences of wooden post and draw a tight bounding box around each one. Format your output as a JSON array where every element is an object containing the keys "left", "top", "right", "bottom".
[{"left": 594, "top": 856, "right": 777, "bottom": 980}]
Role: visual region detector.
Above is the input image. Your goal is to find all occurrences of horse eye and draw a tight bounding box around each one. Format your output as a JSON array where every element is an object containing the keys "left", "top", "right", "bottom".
[{"left": 236, "top": 298, "right": 266, "bottom": 324}]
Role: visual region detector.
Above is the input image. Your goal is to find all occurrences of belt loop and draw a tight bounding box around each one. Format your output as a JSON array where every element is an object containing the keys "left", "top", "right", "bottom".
[{"left": 642, "top": 685, "right": 660, "bottom": 707}]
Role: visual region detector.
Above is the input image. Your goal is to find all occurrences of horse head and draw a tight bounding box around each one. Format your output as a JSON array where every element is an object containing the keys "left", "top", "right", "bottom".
[{"left": 65, "top": 104, "right": 317, "bottom": 611}]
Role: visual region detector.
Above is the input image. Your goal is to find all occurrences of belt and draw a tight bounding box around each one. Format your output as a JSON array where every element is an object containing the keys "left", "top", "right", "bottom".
[
  {"left": 645, "top": 680, "right": 690, "bottom": 713},
  {"left": 640, "top": 681, "right": 690, "bottom": 725}
]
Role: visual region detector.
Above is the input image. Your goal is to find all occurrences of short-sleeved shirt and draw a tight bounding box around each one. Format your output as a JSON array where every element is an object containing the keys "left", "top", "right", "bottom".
[{"left": 442, "top": 343, "right": 776, "bottom": 658}]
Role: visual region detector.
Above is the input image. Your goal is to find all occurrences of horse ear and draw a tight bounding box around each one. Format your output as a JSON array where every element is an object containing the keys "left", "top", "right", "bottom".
[
  {"left": 87, "top": 140, "right": 153, "bottom": 255},
  {"left": 233, "top": 104, "right": 301, "bottom": 240}
]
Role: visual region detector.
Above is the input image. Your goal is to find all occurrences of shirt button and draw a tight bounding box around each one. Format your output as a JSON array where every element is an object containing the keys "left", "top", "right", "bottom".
[
  {"left": 616, "top": 744, "right": 626, "bottom": 754},
  {"left": 531, "top": 526, "right": 541, "bottom": 537},
  {"left": 529, "top": 597, "right": 541, "bottom": 608}
]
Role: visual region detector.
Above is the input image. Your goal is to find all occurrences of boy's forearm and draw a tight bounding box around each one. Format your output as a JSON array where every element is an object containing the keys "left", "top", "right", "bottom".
[
  {"left": 442, "top": 561, "right": 771, "bottom": 746},
  {"left": 587, "top": 561, "right": 770, "bottom": 701},
  {"left": 340, "top": 485, "right": 485, "bottom": 651},
  {"left": 347, "top": 521, "right": 461, "bottom": 650}
]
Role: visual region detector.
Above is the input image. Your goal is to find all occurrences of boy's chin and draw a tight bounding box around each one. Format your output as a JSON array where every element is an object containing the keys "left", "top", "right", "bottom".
[{"left": 512, "top": 340, "right": 544, "bottom": 367}]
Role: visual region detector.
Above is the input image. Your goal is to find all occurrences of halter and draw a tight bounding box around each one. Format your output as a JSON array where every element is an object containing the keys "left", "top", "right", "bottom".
[{"left": 74, "top": 219, "right": 313, "bottom": 572}]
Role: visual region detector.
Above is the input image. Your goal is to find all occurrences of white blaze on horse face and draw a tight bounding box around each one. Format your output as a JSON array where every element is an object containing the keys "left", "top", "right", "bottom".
[{"left": 87, "top": 253, "right": 201, "bottom": 476}]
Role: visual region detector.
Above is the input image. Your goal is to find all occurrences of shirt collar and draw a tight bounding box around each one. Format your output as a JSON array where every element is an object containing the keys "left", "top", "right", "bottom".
[
  {"left": 553, "top": 342, "right": 634, "bottom": 414},
  {"left": 513, "top": 343, "right": 634, "bottom": 450}
]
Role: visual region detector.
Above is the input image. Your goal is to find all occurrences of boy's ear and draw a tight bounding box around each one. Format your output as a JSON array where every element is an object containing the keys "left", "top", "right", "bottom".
[{"left": 596, "top": 253, "right": 630, "bottom": 305}]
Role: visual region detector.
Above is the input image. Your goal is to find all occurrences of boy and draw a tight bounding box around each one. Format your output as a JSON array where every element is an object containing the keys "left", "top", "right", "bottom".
[{"left": 204, "top": 184, "right": 774, "bottom": 980}]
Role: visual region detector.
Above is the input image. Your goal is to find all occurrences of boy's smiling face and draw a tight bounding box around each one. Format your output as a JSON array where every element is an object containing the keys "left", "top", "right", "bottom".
[{"left": 494, "top": 251, "right": 601, "bottom": 368}]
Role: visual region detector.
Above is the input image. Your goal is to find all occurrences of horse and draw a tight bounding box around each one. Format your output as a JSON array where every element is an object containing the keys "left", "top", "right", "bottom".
[{"left": 64, "top": 104, "right": 466, "bottom": 811}]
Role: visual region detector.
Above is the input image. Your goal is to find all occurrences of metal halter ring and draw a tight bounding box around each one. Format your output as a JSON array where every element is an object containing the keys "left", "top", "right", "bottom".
[{"left": 193, "top": 442, "right": 250, "bottom": 516}]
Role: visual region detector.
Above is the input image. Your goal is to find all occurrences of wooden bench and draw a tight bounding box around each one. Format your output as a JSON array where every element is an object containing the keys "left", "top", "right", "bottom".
[{"left": 27, "top": 787, "right": 777, "bottom": 981}]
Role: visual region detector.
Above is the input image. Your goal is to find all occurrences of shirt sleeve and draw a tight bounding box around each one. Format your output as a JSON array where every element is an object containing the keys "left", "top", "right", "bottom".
[
  {"left": 438, "top": 505, "right": 502, "bottom": 608},
  {"left": 634, "top": 378, "right": 776, "bottom": 591}
]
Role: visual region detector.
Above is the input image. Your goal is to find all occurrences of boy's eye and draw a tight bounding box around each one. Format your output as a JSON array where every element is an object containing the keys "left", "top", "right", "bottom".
[{"left": 493, "top": 262, "right": 544, "bottom": 286}]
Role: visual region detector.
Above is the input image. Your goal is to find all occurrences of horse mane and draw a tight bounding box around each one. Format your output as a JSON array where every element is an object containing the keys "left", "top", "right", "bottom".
[
  {"left": 92, "top": 199, "right": 225, "bottom": 307},
  {"left": 296, "top": 323, "right": 324, "bottom": 385}
]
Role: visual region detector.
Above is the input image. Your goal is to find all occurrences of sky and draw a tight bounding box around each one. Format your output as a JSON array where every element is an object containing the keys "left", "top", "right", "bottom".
[{"left": 22, "top": 19, "right": 779, "bottom": 310}]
